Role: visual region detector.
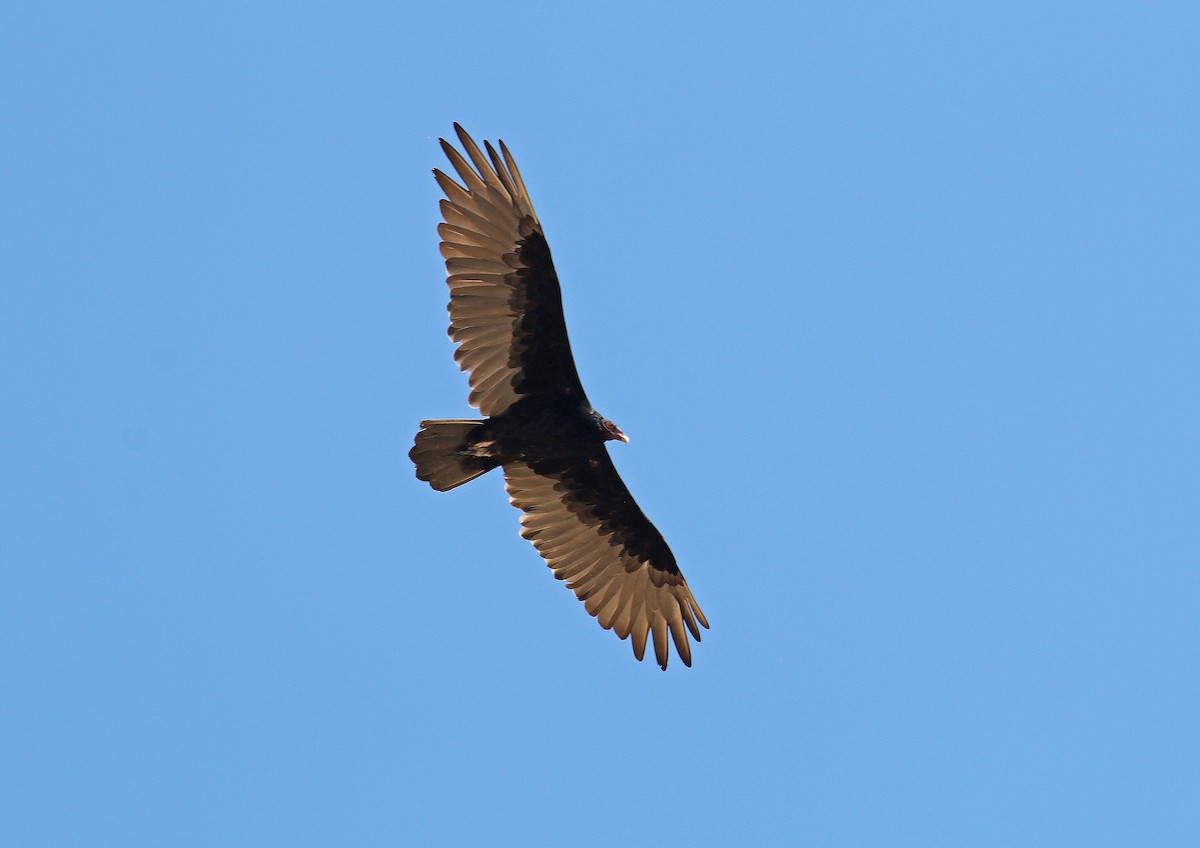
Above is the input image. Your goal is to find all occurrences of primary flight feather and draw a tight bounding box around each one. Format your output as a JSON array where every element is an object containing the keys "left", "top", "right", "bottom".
[{"left": 410, "top": 124, "right": 708, "bottom": 669}]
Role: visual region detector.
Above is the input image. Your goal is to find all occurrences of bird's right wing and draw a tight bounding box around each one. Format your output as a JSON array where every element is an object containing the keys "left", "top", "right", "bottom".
[
  {"left": 503, "top": 450, "right": 708, "bottom": 669},
  {"left": 435, "top": 124, "right": 588, "bottom": 417}
]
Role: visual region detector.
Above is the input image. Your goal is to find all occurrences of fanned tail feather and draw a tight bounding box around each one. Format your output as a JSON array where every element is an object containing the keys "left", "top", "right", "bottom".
[{"left": 410, "top": 419, "right": 493, "bottom": 491}]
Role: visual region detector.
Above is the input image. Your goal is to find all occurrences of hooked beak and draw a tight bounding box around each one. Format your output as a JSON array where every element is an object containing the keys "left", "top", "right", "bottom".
[{"left": 603, "top": 419, "right": 629, "bottom": 443}]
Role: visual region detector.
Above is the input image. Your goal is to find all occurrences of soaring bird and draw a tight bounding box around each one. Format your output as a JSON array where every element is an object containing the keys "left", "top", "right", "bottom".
[{"left": 410, "top": 125, "right": 708, "bottom": 669}]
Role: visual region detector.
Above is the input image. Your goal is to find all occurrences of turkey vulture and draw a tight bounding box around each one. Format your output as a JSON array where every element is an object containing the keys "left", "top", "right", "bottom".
[{"left": 410, "top": 124, "right": 708, "bottom": 669}]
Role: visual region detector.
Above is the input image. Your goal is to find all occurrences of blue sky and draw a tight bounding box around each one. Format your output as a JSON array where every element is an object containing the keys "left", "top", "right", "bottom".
[{"left": 3, "top": 2, "right": 1198, "bottom": 845}]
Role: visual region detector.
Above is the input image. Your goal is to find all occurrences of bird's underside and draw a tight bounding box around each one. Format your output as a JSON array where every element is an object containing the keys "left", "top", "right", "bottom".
[{"left": 410, "top": 124, "right": 708, "bottom": 669}]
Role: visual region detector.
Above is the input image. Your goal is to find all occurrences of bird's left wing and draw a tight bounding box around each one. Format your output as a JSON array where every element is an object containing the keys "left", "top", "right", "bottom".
[{"left": 503, "top": 451, "right": 709, "bottom": 669}]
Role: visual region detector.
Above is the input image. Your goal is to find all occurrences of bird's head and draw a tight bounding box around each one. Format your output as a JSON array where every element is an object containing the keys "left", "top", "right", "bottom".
[{"left": 599, "top": 417, "right": 629, "bottom": 443}]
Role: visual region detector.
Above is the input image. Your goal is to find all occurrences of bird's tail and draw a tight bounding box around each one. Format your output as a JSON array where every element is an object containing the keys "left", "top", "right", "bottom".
[{"left": 410, "top": 419, "right": 494, "bottom": 491}]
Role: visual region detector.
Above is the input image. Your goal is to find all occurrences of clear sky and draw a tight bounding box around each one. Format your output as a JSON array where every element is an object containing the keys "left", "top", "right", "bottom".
[{"left": 3, "top": 2, "right": 1197, "bottom": 845}]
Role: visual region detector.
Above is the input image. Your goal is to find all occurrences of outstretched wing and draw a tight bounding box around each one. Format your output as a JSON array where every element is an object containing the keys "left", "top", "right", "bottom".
[
  {"left": 503, "top": 451, "right": 709, "bottom": 669},
  {"left": 435, "top": 124, "right": 587, "bottom": 417}
]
